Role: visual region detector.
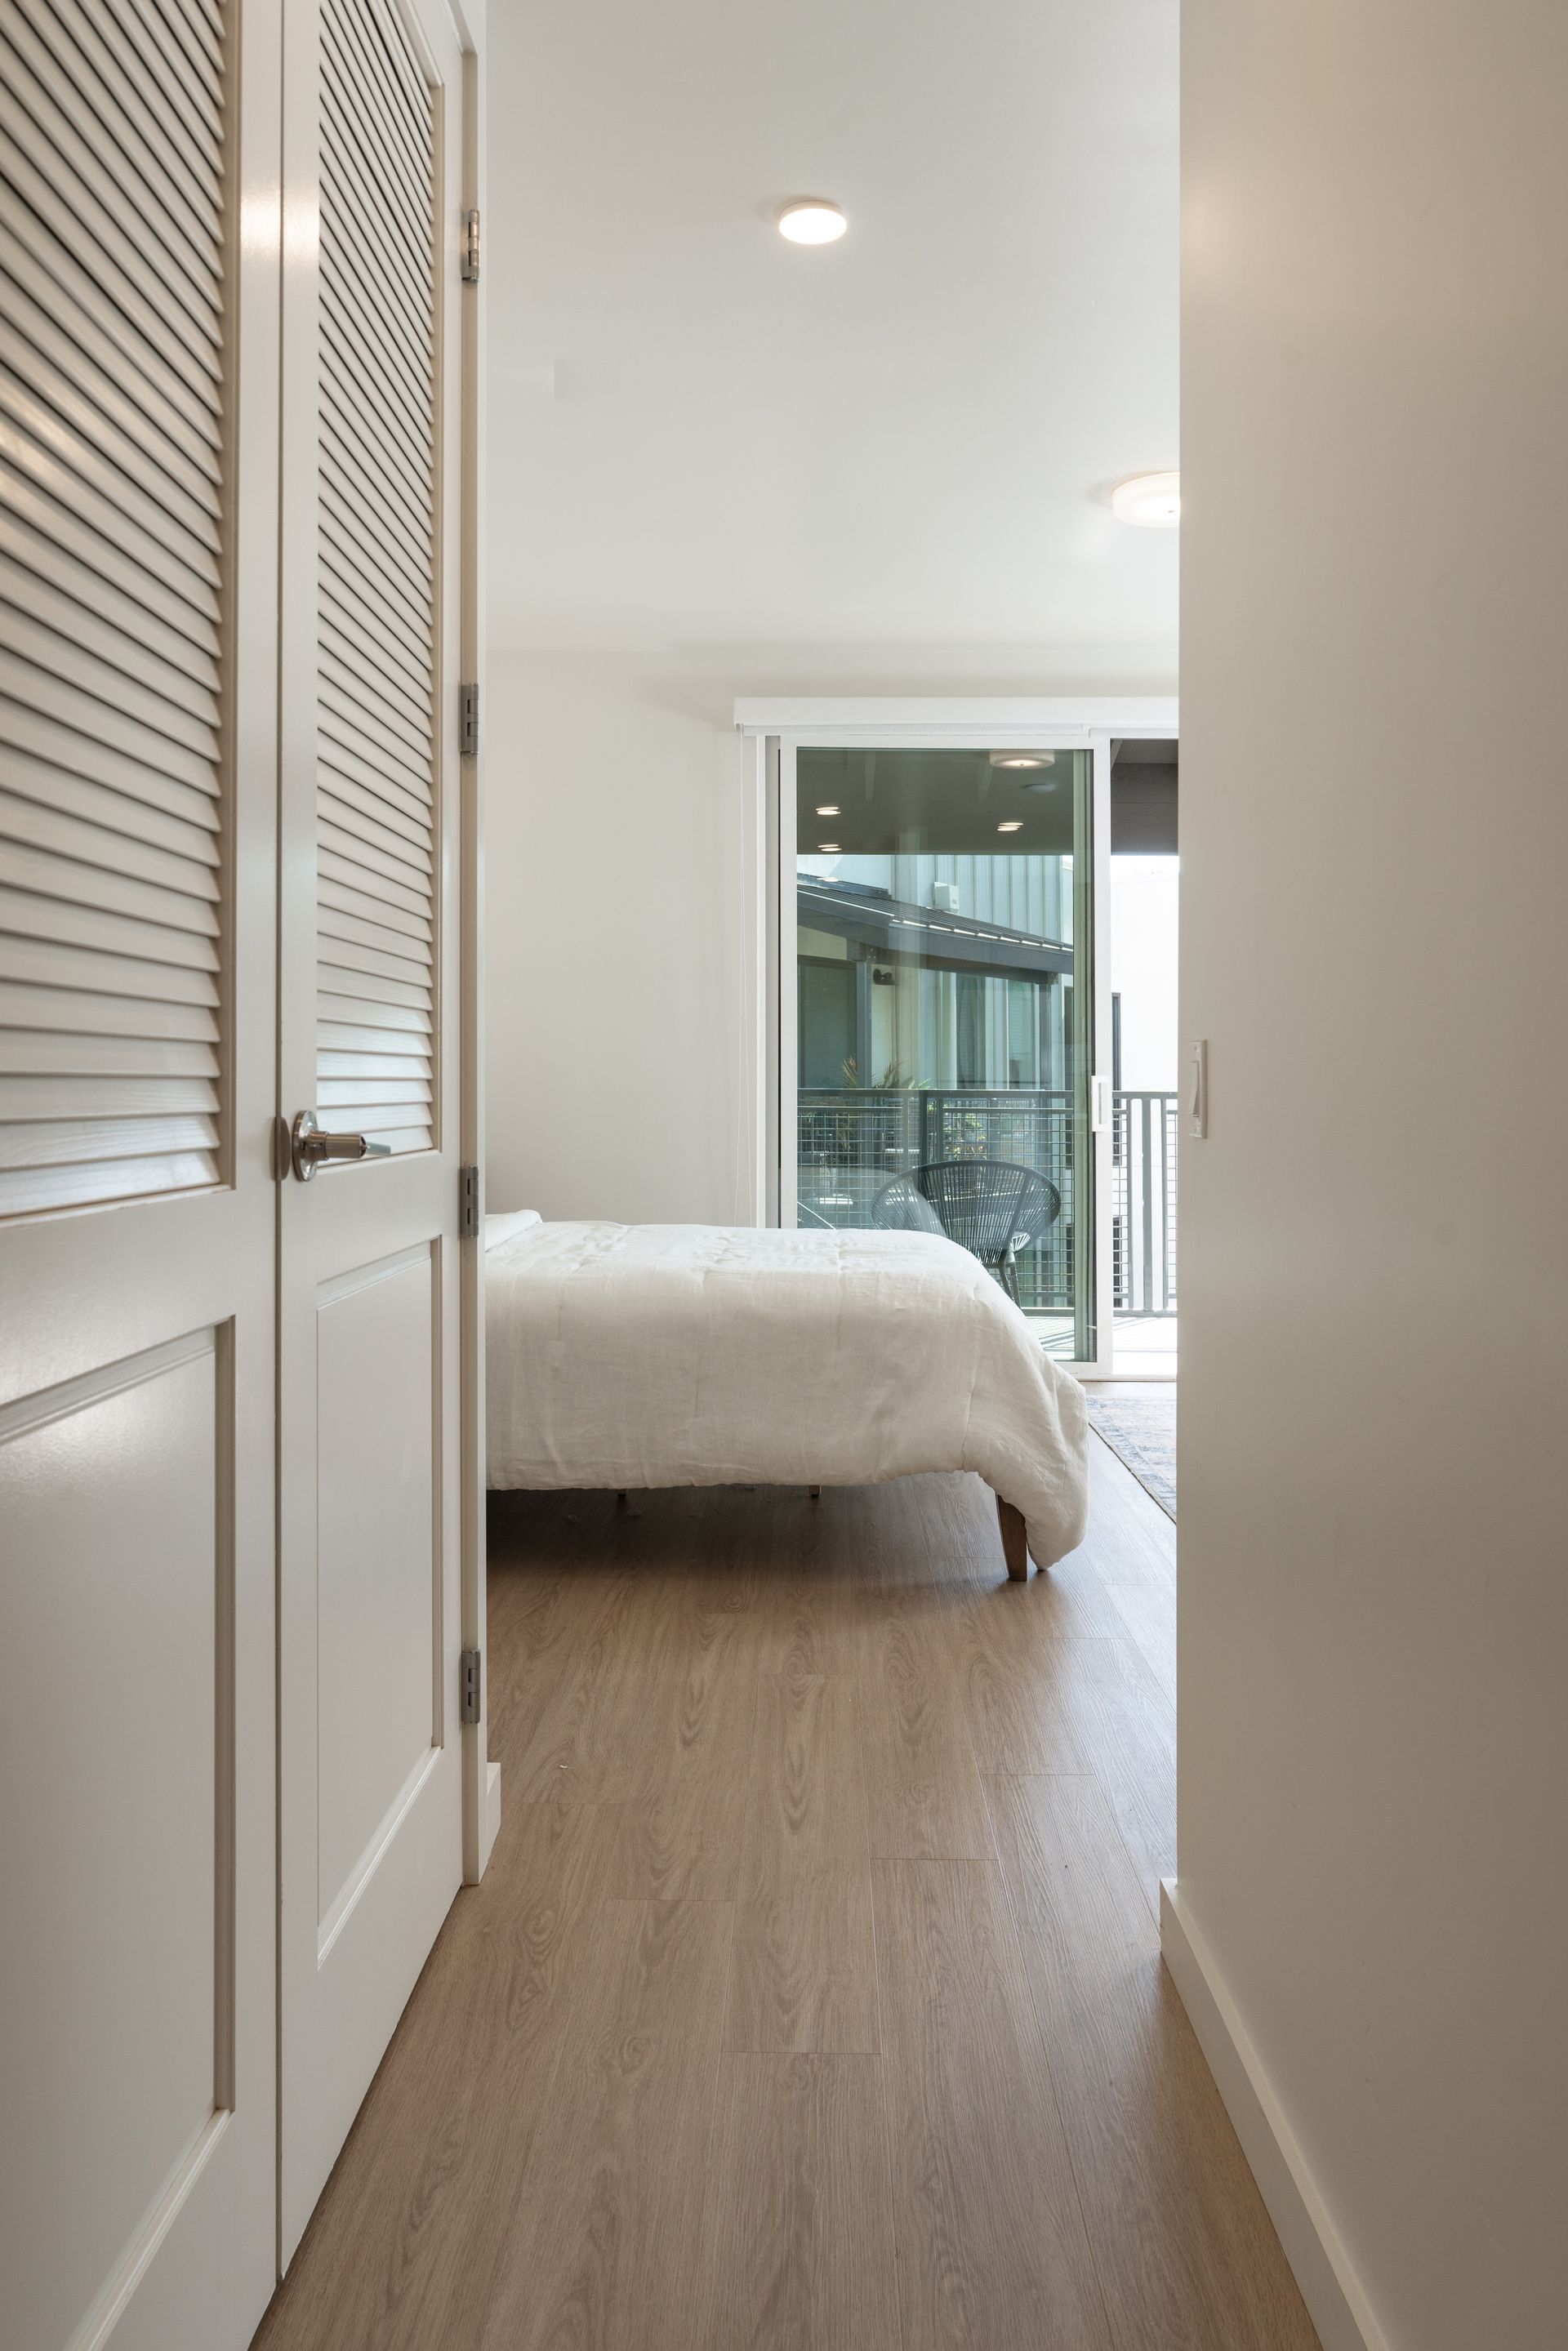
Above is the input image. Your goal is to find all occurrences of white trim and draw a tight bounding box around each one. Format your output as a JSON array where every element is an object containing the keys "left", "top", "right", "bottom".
[
  {"left": 1087, "top": 732, "right": 1116, "bottom": 1374},
  {"left": 455, "top": 9, "right": 494, "bottom": 1887},
  {"left": 317, "top": 1746, "right": 443, "bottom": 1965},
  {"left": 775, "top": 741, "right": 798, "bottom": 1229},
  {"left": 66, "top": 2110, "right": 233, "bottom": 2351},
  {"left": 764, "top": 741, "right": 782, "bottom": 1227},
  {"left": 735, "top": 695, "right": 1178, "bottom": 737},
  {"left": 315, "top": 1240, "right": 430, "bottom": 1312},
  {"left": 735, "top": 732, "right": 769, "bottom": 1226},
  {"left": 0, "top": 1326, "right": 215, "bottom": 1445},
  {"left": 1160, "top": 1881, "right": 1391, "bottom": 2351},
  {"left": 482, "top": 1755, "right": 502, "bottom": 1859}
]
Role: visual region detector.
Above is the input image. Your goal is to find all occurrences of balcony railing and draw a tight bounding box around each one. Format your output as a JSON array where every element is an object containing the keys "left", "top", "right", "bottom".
[
  {"left": 1111, "top": 1091, "right": 1178, "bottom": 1317},
  {"left": 796, "top": 1086, "right": 1177, "bottom": 1317}
]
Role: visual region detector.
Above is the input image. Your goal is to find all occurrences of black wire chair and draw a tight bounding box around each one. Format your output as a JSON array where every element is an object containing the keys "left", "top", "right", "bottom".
[{"left": 871, "top": 1159, "right": 1062, "bottom": 1304}]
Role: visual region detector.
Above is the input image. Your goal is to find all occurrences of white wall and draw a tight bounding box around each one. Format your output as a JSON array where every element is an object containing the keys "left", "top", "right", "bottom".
[
  {"left": 484, "top": 652, "right": 743, "bottom": 1224},
  {"left": 484, "top": 644, "right": 1174, "bottom": 1223},
  {"left": 1180, "top": 7, "right": 1568, "bottom": 2347}
]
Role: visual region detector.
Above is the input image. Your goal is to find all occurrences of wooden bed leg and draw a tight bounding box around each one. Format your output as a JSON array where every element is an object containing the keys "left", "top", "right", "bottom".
[
  {"left": 996, "top": 1496, "right": 1030, "bottom": 1581},
  {"left": 614, "top": 1489, "right": 628, "bottom": 1509},
  {"left": 808, "top": 1485, "right": 822, "bottom": 1500}
]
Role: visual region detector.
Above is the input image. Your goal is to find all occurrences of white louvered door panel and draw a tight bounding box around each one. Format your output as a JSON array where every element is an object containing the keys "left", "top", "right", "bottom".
[
  {"left": 278, "top": 0, "right": 468, "bottom": 2266},
  {"left": 0, "top": 0, "right": 229, "bottom": 1217},
  {"left": 0, "top": 3, "right": 282, "bottom": 2348},
  {"left": 316, "top": 0, "right": 438, "bottom": 1156}
]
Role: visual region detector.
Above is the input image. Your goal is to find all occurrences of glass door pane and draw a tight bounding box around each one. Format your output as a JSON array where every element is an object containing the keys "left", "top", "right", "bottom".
[{"left": 790, "top": 746, "right": 1096, "bottom": 1360}]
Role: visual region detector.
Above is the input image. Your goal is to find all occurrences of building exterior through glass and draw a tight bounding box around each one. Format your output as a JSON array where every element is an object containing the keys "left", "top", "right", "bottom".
[{"left": 794, "top": 746, "right": 1095, "bottom": 1359}]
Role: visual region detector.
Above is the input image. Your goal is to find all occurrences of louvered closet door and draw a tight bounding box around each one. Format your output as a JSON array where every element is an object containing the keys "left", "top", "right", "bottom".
[
  {"left": 315, "top": 0, "right": 437, "bottom": 1156},
  {"left": 0, "top": 2, "right": 281, "bottom": 2348},
  {"left": 276, "top": 0, "right": 469, "bottom": 2262},
  {"left": 0, "top": 0, "right": 229, "bottom": 1212}
]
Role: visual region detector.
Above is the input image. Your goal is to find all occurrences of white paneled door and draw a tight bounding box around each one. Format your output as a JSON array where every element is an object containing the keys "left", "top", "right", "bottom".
[
  {"left": 2, "top": 0, "right": 483, "bottom": 2332},
  {"left": 0, "top": 1, "right": 280, "bottom": 2345},
  {"left": 276, "top": 0, "right": 469, "bottom": 2262}
]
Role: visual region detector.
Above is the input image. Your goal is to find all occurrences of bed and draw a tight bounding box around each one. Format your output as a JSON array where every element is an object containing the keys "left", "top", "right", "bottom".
[{"left": 483, "top": 1213, "right": 1089, "bottom": 1578}]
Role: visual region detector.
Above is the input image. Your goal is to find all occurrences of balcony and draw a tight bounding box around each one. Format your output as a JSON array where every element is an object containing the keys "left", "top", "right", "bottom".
[{"left": 796, "top": 1086, "right": 1177, "bottom": 1350}]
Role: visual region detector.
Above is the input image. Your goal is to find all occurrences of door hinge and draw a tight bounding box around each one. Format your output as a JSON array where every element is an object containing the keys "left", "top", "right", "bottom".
[
  {"left": 459, "top": 1162, "right": 479, "bottom": 1239},
  {"left": 460, "top": 682, "right": 479, "bottom": 758},
  {"left": 461, "top": 1647, "right": 482, "bottom": 1725},
  {"left": 461, "top": 207, "right": 480, "bottom": 283}
]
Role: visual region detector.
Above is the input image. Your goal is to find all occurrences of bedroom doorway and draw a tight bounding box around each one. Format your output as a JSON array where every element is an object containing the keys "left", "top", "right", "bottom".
[
  {"left": 791, "top": 742, "right": 1099, "bottom": 1361},
  {"left": 737, "top": 700, "right": 1178, "bottom": 1380}
]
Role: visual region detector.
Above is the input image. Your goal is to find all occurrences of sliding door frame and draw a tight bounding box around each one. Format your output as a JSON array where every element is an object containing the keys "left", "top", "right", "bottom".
[{"left": 736, "top": 698, "right": 1178, "bottom": 1380}]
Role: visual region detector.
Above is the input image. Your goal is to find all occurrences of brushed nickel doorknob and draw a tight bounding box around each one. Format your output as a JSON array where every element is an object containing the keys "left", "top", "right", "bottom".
[{"left": 290, "top": 1109, "right": 392, "bottom": 1182}]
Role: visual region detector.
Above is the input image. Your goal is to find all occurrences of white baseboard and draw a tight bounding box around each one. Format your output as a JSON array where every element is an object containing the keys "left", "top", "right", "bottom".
[
  {"left": 1160, "top": 1880, "right": 1390, "bottom": 2351},
  {"left": 479, "top": 1758, "right": 501, "bottom": 1875}
]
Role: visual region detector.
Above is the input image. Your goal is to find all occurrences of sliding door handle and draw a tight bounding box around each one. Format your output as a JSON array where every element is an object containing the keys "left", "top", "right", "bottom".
[{"left": 290, "top": 1109, "right": 391, "bottom": 1182}]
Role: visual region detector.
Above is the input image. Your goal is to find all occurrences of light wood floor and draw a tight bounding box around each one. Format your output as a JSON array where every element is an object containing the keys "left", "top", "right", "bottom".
[{"left": 254, "top": 1444, "right": 1319, "bottom": 2350}]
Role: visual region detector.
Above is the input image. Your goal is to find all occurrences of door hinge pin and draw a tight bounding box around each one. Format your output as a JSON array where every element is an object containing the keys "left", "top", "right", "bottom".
[
  {"left": 460, "top": 682, "right": 479, "bottom": 758},
  {"left": 461, "top": 207, "right": 480, "bottom": 283},
  {"left": 461, "top": 1647, "right": 482, "bottom": 1726},
  {"left": 459, "top": 1163, "right": 479, "bottom": 1240}
]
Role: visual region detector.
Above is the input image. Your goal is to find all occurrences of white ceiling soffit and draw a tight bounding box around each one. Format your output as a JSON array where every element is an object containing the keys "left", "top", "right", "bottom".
[
  {"left": 487, "top": 0, "right": 1178, "bottom": 656},
  {"left": 732, "top": 696, "right": 1180, "bottom": 740}
]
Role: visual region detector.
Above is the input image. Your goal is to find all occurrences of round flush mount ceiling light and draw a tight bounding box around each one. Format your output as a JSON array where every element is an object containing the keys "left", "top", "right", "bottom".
[
  {"left": 988, "top": 750, "right": 1054, "bottom": 770},
  {"left": 1111, "top": 471, "right": 1181, "bottom": 527},
  {"left": 778, "top": 199, "right": 848, "bottom": 245}
]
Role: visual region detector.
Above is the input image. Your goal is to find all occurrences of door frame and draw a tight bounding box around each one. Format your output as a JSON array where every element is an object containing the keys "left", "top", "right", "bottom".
[
  {"left": 452, "top": 0, "right": 498, "bottom": 1888},
  {"left": 736, "top": 697, "right": 1178, "bottom": 1379}
]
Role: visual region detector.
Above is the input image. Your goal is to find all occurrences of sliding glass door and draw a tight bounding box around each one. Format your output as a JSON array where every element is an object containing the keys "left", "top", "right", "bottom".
[{"left": 783, "top": 742, "right": 1102, "bottom": 1363}]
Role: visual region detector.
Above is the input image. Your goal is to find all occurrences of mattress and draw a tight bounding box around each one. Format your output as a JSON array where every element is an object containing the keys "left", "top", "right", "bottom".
[{"left": 484, "top": 1217, "right": 1089, "bottom": 1570}]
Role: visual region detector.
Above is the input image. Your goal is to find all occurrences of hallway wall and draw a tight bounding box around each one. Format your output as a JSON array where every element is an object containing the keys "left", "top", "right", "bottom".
[{"left": 1179, "top": 4, "right": 1568, "bottom": 2346}]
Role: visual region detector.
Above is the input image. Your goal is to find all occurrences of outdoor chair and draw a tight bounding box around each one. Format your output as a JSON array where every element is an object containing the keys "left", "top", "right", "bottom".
[{"left": 871, "top": 1158, "right": 1062, "bottom": 1304}]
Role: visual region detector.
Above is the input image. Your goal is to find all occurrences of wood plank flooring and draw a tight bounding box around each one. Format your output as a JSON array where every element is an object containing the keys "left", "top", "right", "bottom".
[{"left": 254, "top": 1444, "right": 1320, "bottom": 2351}]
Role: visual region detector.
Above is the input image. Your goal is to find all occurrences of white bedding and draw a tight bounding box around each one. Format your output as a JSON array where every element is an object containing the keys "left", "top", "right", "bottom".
[{"left": 485, "top": 1218, "right": 1089, "bottom": 1571}]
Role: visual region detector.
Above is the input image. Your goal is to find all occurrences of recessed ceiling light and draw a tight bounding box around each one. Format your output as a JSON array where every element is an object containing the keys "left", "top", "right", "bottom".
[
  {"left": 817, "top": 841, "right": 840, "bottom": 853},
  {"left": 988, "top": 750, "right": 1054, "bottom": 769},
  {"left": 996, "top": 820, "right": 1023, "bottom": 832},
  {"left": 814, "top": 804, "right": 841, "bottom": 815},
  {"left": 1111, "top": 471, "right": 1180, "bottom": 527},
  {"left": 778, "top": 199, "right": 847, "bottom": 245}
]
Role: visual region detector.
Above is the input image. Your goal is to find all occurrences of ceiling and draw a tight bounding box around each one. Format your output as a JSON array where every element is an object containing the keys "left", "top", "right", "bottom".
[
  {"left": 486, "top": 0, "right": 1178, "bottom": 657},
  {"left": 795, "top": 747, "right": 1083, "bottom": 858}
]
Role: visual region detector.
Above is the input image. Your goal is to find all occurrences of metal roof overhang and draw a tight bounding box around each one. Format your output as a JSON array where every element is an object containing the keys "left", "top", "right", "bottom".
[{"left": 798, "top": 883, "right": 1072, "bottom": 981}]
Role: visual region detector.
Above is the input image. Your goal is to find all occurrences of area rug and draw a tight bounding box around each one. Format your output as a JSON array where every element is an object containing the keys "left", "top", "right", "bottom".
[{"left": 1082, "top": 1390, "right": 1177, "bottom": 1521}]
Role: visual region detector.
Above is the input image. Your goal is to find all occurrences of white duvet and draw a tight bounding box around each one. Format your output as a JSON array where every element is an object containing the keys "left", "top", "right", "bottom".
[{"left": 485, "top": 1218, "right": 1089, "bottom": 1571}]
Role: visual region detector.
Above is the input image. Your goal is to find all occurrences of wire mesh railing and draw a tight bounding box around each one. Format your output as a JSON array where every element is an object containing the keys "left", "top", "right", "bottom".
[
  {"left": 795, "top": 1086, "right": 1177, "bottom": 1316},
  {"left": 795, "top": 1087, "right": 1076, "bottom": 1310},
  {"left": 1111, "top": 1090, "right": 1178, "bottom": 1316}
]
